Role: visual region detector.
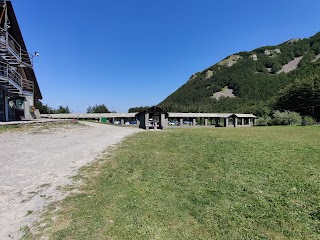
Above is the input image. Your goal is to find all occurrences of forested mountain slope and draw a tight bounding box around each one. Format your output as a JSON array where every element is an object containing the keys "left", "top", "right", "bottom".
[{"left": 159, "top": 32, "right": 320, "bottom": 118}]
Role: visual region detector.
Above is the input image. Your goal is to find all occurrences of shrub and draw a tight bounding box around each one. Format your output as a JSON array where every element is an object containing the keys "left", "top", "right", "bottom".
[
  {"left": 256, "top": 116, "right": 272, "bottom": 126},
  {"left": 272, "top": 62, "right": 282, "bottom": 73},
  {"left": 302, "top": 116, "right": 317, "bottom": 125},
  {"left": 271, "top": 110, "right": 302, "bottom": 125}
]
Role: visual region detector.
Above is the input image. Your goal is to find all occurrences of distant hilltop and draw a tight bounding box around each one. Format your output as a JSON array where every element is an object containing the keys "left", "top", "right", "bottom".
[{"left": 159, "top": 32, "right": 320, "bottom": 117}]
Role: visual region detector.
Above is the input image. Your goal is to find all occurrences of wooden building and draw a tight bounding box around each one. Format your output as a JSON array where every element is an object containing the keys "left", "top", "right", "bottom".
[
  {"left": 0, "top": 1, "right": 42, "bottom": 122},
  {"left": 137, "top": 108, "right": 257, "bottom": 129},
  {"left": 42, "top": 106, "right": 257, "bottom": 129},
  {"left": 135, "top": 106, "right": 169, "bottom": 130}
]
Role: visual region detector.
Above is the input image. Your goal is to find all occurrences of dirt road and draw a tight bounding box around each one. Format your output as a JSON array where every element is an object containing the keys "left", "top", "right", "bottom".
[{"left": 0, "top": 122, "right": 141, "bottom": 239}]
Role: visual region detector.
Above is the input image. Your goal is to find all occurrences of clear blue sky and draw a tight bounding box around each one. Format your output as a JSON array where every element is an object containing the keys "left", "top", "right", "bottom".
[{"left": 13, "top": 0, "right": 320, "bottom": 113}]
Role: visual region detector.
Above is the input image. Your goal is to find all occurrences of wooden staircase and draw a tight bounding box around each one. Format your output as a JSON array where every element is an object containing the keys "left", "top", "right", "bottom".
[
  {"left": 0, "top": 62, "right": 34, "bottom": 95},
  {"left": 0, "top": 0, "right": 34, "bottom": 95}
]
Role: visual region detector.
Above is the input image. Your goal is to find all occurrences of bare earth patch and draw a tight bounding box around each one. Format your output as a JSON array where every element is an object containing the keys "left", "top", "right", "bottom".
[
  {"left": 0, "top": 122, "right": 141, "bottom": 239},
  {"left": 312, "top": 54, "right": 320, "bottom": 62},
  {"left": 278, "top": 56, "right": 303, "bottom": 74},
  {"left": 211, "top": 86, "right": 235, "bottom": 100}
]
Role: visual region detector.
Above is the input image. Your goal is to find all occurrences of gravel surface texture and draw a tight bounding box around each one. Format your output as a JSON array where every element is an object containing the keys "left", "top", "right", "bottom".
[{"left": 0, "top": 121, "right": 141, "bottom": 239}]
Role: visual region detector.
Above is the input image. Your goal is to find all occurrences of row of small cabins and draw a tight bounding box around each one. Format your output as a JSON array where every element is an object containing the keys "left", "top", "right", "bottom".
[{"left": 42, "top": 106, "right": 257, "bottom": 129}]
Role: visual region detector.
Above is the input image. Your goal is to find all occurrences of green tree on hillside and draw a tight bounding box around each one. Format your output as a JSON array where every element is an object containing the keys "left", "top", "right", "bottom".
[
  {"left": 272, "top": 62, "right": 282, "bottom": 73},
  {"left": 158, "top": 31, "right": 320, "bottom": 115},
  {"left": 311, "top": 42, "right": 320, "bottom": 55}
]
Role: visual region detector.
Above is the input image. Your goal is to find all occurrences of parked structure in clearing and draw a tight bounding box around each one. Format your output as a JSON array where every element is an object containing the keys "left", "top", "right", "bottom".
[
  {"left": 0, "top": 0, "right": 42, "bottom": 122},
  {"left": 42, "top": 106, "right": 257, "bottom": 130},
  {"left": 135, "top": 106, "right": 256, "bottom": 129}
]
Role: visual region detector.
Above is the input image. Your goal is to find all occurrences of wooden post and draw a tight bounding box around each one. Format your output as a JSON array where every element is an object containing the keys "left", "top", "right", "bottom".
[
  {"left": 224, "top": 118, "right": 229, "bottom": 127},
  {"left": 160, "top": 113, "right": 166, "bottom": 129},
  {"left": 215, "top": 118, "right": 220, "bottom": 127},
  {"left": 205, "top": 118, "right": 208, "bottom": 126},
  {"left": 145, "top": 113, "right": 149, "bottom": 130}
]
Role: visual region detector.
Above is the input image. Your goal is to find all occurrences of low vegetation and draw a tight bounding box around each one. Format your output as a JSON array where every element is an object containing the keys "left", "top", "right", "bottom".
[
  {"left": 256, "top": 110, "right": 316, "bottom": 126},
  {"left": 0, "top": 124, "right": 22, "bottom": 133},
  {"left": 30, "top": 126, "right": 320, "bottom": 239},
  {"left": 0, "top": 120, "right": 79, "bottom": 134}
]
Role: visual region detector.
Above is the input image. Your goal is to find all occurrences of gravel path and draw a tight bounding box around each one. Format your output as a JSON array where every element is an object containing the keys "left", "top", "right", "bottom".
[{"left": 0, "top": 122, "right": 141, "bottom": 239}]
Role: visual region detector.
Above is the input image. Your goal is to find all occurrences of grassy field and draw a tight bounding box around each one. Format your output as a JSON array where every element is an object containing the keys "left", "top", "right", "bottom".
[{"left": 31, "top": 126, "right": 320, "bottom": 239}]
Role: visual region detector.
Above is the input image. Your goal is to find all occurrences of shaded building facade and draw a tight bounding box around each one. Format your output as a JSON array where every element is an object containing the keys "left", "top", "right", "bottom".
[{"left": 0, "top": 1, "right": 42, "bottom": 121}]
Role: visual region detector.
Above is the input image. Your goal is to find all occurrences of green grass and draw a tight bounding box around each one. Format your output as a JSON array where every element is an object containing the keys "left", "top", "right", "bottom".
[
  {"left": 31, "top": 126, "right": 320, "bottom": 239},
  {"left": 0, "top": 124, "right": 22, "bottom": 133}
]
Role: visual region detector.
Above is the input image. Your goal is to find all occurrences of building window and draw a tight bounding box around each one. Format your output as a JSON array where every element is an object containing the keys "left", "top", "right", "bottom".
[{"left": 16, "top": 98, "right": 24, "bottom": 110}]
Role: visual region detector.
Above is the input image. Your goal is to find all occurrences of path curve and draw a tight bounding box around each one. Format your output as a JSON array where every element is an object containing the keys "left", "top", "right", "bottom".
[{"left": 0, "top": 122, "right": 141, "bottom": 239}]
